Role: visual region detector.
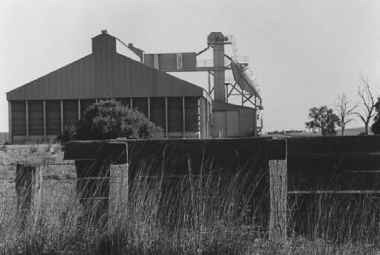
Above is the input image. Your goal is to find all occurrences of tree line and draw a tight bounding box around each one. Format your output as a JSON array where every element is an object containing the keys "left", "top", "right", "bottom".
[{"left": 305, "top": 76, "right": 380, "bottom": 136}]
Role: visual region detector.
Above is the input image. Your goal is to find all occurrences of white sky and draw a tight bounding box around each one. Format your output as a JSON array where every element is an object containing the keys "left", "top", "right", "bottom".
[{"left": 1, "top": 0, "right": 380, "bottom": 133}]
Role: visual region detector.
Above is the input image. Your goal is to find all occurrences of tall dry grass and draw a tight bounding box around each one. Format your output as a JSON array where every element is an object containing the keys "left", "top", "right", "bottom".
[{"left": 0, "top": 152, "right": 379, "bottom": 254}]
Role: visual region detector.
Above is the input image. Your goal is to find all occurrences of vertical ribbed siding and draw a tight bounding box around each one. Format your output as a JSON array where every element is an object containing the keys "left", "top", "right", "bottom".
[
  {"left": 63, "top": 100, "right": 78, "bottom": 128},
  {"left": 8, "top": 102, "right": 12, "bottom": 139},
  {"left": 116, "top": 98, "right": 131, "bottom": 107},
  {"left": 46, "top": 100, "right": 61, "bottom": 135},
  {"left": 182, "top": 97, "right": 186, "bottom": 137},
  {"left": 185, "top": 97, "right": 200, "bottom": 133},
  {"left": 226, "top": 111, "right": 239, "bottom": 137},
  {"left": 63, "top": 56, "right": 95, "bottom": 99},
  {"left": 43, "top": 100, "right": 46, "bottom": 140},
  {"left": 167, "top": 97, "right": 183, "bottom": 135},
  {"left": 150, "top": 98, "right": 165, "bottom": 131},
  {"left": 200, "top": 98, "right": 208, "bottom": 138},
  {"left": 94, "top": 53, "right": 115, "bottom": 98},
  {"left": 10, "top": 96, "right": 209, "bottom": 141},
  {"left": 80, "top": 99, "right": 96, "bottom": 118},
  {"left": 239, "top": 108, "right": 256, "bottom": 137},
  {"left": 11, "top": 101, "right": 26, "bottom": 136},
  {"left": 132, "top": 98, "right": 148, "bottom": 117},
  {"left": 26, "top": 101, "right": 29, "bottom": 140},
  {"left": 28, "top": 100, "right": 44, "bottom": 136},
  {"left": 206, "top": 100, "right": 211, "bottom": 137},
  {"left": 7, "top": 52, "right": 204, "bottom": 101},
  {"left": 93, "top": 33, "right": 117, "bottom": 98},
  {"left": 7, "top": 55, "right": 95, "bottom": 100}
]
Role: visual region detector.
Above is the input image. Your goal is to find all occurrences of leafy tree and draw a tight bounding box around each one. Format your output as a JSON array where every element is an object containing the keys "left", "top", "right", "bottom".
[
  {"left": 371, "top": 97, "right": 380, "bottom": 134},
  {"left": 58, "top": 99, "right": 163, "bottom": 144},
  {"left": 335, "top": 93, "right": 358, "bottom": 136},
  {"left": 305, "top": 106, "right": 340, "bottom": 136}
]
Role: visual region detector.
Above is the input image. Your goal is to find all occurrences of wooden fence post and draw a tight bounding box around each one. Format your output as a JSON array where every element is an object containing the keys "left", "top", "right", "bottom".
[
  {"left": 269, "top": 159, "right": 287, "bottom": 242},
  {"left": 15, "top": 163, "right": 44, "bottom": 229},
  {"left": 33, "top": 165, "right": 43, "bottom": 231},
  {"left": 15, "top": 163, "right": 35, "bottom": 227},
  {"left": 110, "top": 163, "right": 129, "bottom": 226}
]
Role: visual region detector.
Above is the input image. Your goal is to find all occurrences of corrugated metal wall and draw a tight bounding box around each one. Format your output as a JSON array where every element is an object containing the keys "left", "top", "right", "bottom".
[
  {"left": 239, "top": 108, "right": 256, "bottom": 137},
  {"left": 227, "top": 111, "right": 239, "bottom": 137},
  {"left": 28, "top": 101, "right": 43, "bottom": 136},
  {"left": 200, "top": 98, "right": 211, "bottom": 138},
  {"left": 212, "top": 107, "right": 256, "bottom": 138},
  {"left": 7, "top": 56, "right": 95, "bottom": 101},
  {"left": 117, "top": 98, "right": 131, "bottom": 108},
  {"left": 168, "top": 97, "right": 183, "bottom": 136},
  {"left": 63, "top": 100, "right": 78, "bottom": 128},
  {"left": 150, "top": 98, "right": 166, "bottom": 131},
  {"left": 143, "top": 52, "right": 197, "bottom": 71},
  {"left": 11, "top": 101, "right": 26, "bottom": 136},
  {"left": 9, "top": 96, "right": 209, "bottom": 143},
  {"left": 46, "top": 100, "right": 61, "bottom": 135},
  {"left": 131, "top": 98, "right": 148, "bottom": 117},
  {"left": 185, "top": 97, "right": 200, "bottom": 133},
  {"left": 80, "top": 99, "right": 96, "bottom": 118},
  {"left": 212, "top": 112, "right": 227, "bottom": 138}
]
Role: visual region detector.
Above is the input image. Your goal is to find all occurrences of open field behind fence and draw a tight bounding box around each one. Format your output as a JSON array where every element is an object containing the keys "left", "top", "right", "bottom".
[{"left": 1, "top": 136, "right": 380, "bottom": 254}]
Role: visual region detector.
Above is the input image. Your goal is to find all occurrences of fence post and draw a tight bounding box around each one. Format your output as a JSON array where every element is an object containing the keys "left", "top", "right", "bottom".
[
  {"left": 110, "top": 163, "right": 129, "bottom": 227},
  {"left": 269, "top": 159, "right": 287, "bottom": 242},
  {"left": 15, "top": 163, "right": 35, "bottom": 227},
  {"left": 15, "top": 163, "right": 44, "bottom": 229},
  {"left": 33, "top": 164, "right": 43, "bottom": 231}
]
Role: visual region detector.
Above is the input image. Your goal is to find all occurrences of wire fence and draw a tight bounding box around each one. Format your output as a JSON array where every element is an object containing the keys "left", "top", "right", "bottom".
[
  {"left": 1, "top": 153, "right": 380, "bottom": 246},
  {"left": 1, "top": 158, "right": 380, "bottom": 254}
]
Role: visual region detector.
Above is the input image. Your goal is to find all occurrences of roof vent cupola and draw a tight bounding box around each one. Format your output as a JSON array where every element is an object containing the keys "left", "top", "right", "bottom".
[{"left": 92, "top": 30, "right": 116, "bottom": 54}]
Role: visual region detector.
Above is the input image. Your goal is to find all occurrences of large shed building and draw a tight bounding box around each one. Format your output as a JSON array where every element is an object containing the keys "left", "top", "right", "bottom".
[
  {"left": 7, "top": 31, "right": 212, "bottom": 143},
  {"left": 7, "top": 31, "right": 259, "bottom": 144}
]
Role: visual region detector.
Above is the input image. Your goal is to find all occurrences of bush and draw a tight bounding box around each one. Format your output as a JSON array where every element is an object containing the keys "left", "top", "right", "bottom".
[
  {"left": 371, "top": 97, "right": 380, "bottom": 134},
  {"left": 57, "top": 99, "right": 163, "bottom": 145},
  {"left": 371, "top": 112, "right": 380, "bottom": 135}
]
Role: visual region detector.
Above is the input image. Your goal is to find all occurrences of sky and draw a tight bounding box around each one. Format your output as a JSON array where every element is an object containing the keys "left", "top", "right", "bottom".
[{"left": 1, "top": 0, "right": 380, "bottom": 133}]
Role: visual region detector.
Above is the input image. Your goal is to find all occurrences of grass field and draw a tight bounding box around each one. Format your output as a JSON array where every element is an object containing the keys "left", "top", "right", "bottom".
[
  {"left": 0, "top": 144, "right": 379, "bottom": 254},
  {"left": 267, "top": 126, "right": 369, "bottom": 138}
]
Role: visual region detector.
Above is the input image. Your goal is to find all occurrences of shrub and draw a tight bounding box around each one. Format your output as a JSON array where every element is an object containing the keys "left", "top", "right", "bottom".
[{"left": 57, "top": 99, "right": 163, "bottom": 145}]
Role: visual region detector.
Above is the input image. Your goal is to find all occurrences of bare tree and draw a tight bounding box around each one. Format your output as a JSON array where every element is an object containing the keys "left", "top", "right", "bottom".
[
  {"left": 335, "top": 93, "right": 358, "bottom": 136},
  {"left": 355, "top": 76, "right": 377, "bottom": 135}
]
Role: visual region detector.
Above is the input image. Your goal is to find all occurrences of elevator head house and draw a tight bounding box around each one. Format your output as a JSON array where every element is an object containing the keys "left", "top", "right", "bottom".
[{"left": 7, "top": 31, "right": 261, "bottom": 143}]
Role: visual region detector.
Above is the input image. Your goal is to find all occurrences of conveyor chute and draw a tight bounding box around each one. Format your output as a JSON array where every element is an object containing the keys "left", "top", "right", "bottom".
[{"left": 231, "top": 60, "right": 261, "bottom": 99}]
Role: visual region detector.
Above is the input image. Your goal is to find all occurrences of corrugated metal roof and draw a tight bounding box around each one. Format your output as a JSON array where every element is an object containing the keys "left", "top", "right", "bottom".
[
  {"left": 7, "top": 33, "right": 206, "bottom": 101},
  {"left": 7, "top": 55, "right": 95, "bottom": 100}
]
